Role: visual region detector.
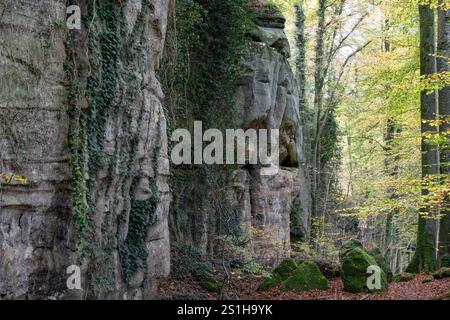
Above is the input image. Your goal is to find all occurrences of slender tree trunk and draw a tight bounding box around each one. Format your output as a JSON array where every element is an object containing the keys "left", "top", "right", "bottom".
[
  {"left": 381, "top": 20, "right": 401, "bottom": 272},
  {"left": 384, "top": 118, "right": 402, "bottom": 271},
  {"left": 346, "top": 136, "right": 354, "bottom": 197},
  {"left": 294, "top": 2, "right": 312, "bottom": 241},
  {"left": 407, "top": 4, "right": 440, "bottom": 273},
  {"left": 311, "top": 0, "right": 327, "bottom": 242},
  {"left": 437, "top": 3, "right": 450, "bottom": 265}
]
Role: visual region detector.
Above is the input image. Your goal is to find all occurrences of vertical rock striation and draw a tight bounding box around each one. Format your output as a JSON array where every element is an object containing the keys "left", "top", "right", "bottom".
[
  {"left": 232, "top": 8, "right": 307, "bottom": 267},
  {"left": 0, "top": 0, "right": 170, "bottom": 299},
  {"left": 0, "top": 0, "right": 74, "bottom": 299}
]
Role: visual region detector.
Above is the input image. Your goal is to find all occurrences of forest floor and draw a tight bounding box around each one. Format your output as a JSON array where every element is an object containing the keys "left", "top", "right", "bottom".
[{"left": 158, "top": 273, "right": 450, "bottom": 300}]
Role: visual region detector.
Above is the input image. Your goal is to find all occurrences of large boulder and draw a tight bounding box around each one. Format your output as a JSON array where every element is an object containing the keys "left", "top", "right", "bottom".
[
  {"left": 258, "top": 260, "right": 328, "bottom": 293},
  {"left": 315, "top": 259, "right": 341, "bottom": 279},
  {"left": 258, "top": 258, "right": 299, "bottom": 291},
  {"left": 282, "top": 262, "right": 328, "bottom": 293},
  {"left": 341, "top": 242, "right": 387, "bottom": 293}
]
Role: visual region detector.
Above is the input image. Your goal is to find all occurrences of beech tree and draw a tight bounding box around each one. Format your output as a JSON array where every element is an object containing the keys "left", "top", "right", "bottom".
[
  {"left": 407, "top": 3, "right": 440, "bottom": 272},
  {"left": 437, "top": 2, "right": 450, "bottom": 266}
]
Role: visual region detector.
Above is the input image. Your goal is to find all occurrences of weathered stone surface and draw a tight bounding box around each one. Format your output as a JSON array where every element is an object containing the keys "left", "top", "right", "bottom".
[
  {"left": 232, "top": 168, "right": 299, "bottom": 267},
  {"left": 0, "top": 0, "right": 170, "bottom": 299},
  {"left": 231, "top": 10, "right": 306, "bottom": 267},
  {"left": 0, "top": 0, "right": 74, "bottom": 300}
]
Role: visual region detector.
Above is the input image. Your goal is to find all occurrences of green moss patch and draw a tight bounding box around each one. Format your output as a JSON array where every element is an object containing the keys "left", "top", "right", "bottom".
[
  {"left": 392, "top": 272, "right": 415, "bottom": 283},
  {"left": 258, "top": 276, "right": 279, "bottom": 291},
  {"left": 369, "top": 248, "right": 389, "bottom": 276},
  {"left": 258, "top": 259, "right": 298, "bottom": 291},
  {"left": 273, "top": 259, "right": 298, "bottom": 281},
  {"left": 341, "top": 247, "right": 387, "bottom": 293},
  {"left": 339, "top": 239, "right": 363, "bottom": 261},
  {"left": 282, "top": 262, "right": 328, "bottom": 293}
]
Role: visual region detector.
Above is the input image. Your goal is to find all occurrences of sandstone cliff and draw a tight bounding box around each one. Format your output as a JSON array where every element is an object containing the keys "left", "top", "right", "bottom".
[
  {"left": 167, "top": 7, "right": 306, "bottom": 267},
  {"left": 0, "top": 1, "right": 307, "bottom": 299},
  {"left": 0, "top": 0, "right": 170, "bottom": 299},
  {"left": 232, "top": 9, "right": 306, "bottom": 267}
]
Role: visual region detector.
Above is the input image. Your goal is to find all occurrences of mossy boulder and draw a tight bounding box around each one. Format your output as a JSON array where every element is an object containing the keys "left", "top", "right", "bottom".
[
  {"left": 258, "top": 275, "right": 279, "bottom": 291},
  {"left": 258, "top": 259, "right": 299, "bottom": 291},
  {"left": 341, "top": 246, "right": 388, "bottom": 293},
  {"left": 273, "top": 259, "right": 298, "bottom": 281},
  {"left": 339, "top": 239, "right": 364, "bottom": 261},
  {"left": 392, "top": 272, "right": 415, "bottom": 283},
  {"left": 258, "top": 259, "right": 329, "bottom": 293},
  {"left": 432, "top": 267, "right": 450, "bottom": 279},
  {"left": 282, "top": 262, "right": 328, "bottom": 293}
]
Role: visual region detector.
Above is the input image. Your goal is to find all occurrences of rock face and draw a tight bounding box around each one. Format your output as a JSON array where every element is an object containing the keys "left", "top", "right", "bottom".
[
  {"left": 0, "top": 0, "right": 170, "bottom": 299},
  {"left": 0, "top": 0, "right": 74, "bottom": 300},
  {"left": 232, "top": 168, "right": 299, "bottom": 267},
  {"left": 235, "top": 12, "right": 301, "bottom": 167},
  {"left": 232, "top": 9, "right": 306, "bottom": 267}
]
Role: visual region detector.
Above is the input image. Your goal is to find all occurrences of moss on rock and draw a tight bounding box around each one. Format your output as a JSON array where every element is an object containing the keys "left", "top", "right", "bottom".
[
  {"left": 392, "top": 272, "right": 415, "bottom": 283},
  {"left": 258, "top": 260, "right": 329, "bottom": 293},
  {"left": 273, "top": 259, "right": 298, "bottom": 281},
  {"left": 339, "top": 239, "right": 363, "bottom": 261},
  {"left": 341, "top": 247, "right": 387, "bottom": 293},
  {"left": 258, "top": 276, "right": 279, "bottom": 291},
  {"left": 258, "top": 259, "right": 298, "bottom": 291},
  {"left": 432, "top": 267, "right": 450, "bottom": 279},
  {"left": 282, "top": 262, "right": 328, "bottom": 293}
]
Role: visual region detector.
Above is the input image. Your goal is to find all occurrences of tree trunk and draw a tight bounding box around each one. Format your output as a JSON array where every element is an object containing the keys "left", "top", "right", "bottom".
[
  {"left": 407, "top": 4, "right": 440, "bottom": 273},
  {"left": 294, "top": 2, "right": 312, "bottom": 241},
  {"left": 437, "top": 3, "right": 450, "bottom": 266},
  {"left": 311, "top": 0, "right": 327, "bottom": 242}
]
